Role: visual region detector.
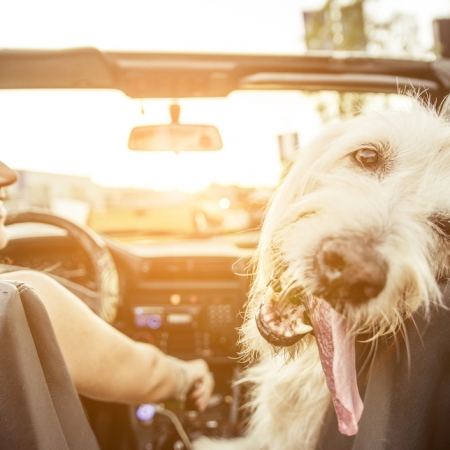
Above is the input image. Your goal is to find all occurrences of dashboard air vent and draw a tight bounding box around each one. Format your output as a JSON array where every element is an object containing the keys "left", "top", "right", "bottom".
[{"left": 141, "top": 257, "right": 239, "bottom": 281}]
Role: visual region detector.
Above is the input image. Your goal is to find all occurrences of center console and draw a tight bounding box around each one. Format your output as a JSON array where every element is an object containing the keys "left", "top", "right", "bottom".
[{"left": 120, "top": 255, "right": 250, "bottom": 448}]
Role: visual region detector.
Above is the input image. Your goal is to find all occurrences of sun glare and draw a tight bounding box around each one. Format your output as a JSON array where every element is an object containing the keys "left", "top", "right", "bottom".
[
  {"left": 1, "top": 0, "right": 448, "bottom": 193},
  {"left": 0, "top": 89, "right": 324, "bottom": 192}
]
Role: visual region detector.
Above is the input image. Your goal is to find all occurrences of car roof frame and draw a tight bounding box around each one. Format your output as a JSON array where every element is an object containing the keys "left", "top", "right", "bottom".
[{"left": 1, "top": 47, "right": 449, "bottom": 105}]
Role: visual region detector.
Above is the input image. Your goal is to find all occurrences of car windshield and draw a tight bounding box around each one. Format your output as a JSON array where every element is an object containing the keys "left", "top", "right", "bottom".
[
  {"left": 1, "top": 0, "right": 445, "bottom": 245},
  {"left": 0, "top": 88, "right": 412, "bottom": 244}
]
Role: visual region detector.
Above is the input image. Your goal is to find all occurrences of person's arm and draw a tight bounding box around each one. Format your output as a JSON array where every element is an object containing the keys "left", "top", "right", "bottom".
[{"left": 0, "top": 270, "right": 213, "bottom": 410}]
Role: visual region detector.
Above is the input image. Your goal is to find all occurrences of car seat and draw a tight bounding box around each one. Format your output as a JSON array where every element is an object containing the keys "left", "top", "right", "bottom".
[
  {"left": 316, "top": 282, "right": 450, "bottom": 450},
  {"left": 0, "top": 280, "right": 99, "bottom": 449}
]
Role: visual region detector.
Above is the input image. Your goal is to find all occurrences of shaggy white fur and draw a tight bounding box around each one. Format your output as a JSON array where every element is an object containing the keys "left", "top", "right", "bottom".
[{"left": 194, "top": 101, "right": 450, "bottom": 450}]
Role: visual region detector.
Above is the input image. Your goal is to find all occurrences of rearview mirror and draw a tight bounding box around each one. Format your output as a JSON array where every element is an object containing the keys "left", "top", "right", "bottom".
[
  {"left": 128, "top": 103, "right": 222, "bottom": 152},
  {"left": 128, "top": 123, "right": 222, "bottom": 152}
]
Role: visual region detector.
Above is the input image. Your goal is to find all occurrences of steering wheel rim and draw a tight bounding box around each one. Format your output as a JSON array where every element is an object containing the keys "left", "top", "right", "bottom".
[{"left": 5, "top": 209, "right": 119, "bottom": 323}]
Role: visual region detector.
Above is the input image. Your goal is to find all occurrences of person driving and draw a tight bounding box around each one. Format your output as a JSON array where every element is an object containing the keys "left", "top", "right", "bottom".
[{"left": 0, "top": 160, "right": 214, "bottom": 410}]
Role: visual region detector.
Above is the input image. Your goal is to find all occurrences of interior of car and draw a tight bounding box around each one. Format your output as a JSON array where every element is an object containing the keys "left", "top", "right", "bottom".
[{"left": 1, "top": 30, "right": 450, "bottom": 450}]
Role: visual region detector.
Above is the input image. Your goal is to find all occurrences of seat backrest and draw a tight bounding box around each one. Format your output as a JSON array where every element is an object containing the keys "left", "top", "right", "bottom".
[
  {"left": 0, "top": 280, "right": 100, "bottom": 450},
  {"left": 316, "top": 282, "right": 450, "bottom": 450}
]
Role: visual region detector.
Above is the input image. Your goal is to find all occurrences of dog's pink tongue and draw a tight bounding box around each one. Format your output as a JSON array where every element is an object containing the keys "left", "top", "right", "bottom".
[{"left": 310, "top": 296, "right": 363, "bottom": 436}]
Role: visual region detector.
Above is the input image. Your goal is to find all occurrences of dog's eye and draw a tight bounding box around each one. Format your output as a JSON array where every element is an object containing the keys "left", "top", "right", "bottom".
[{"left": 354, "top": 148, "right": 379, "bottom": 167}]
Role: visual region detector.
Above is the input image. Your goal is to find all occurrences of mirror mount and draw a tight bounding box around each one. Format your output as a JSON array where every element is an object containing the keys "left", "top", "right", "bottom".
[{"left": 170, "top": 103, "right": 180, "bottom": 124}]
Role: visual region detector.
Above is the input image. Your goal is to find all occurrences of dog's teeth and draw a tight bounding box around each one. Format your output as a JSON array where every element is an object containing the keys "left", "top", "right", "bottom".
[
  {"left": 272, "top": 324, "right": 285, "bottom": 335},
  {"left": 263, "top": 313, "right": 274, "bottom": 322},
  {"left": 293, "top": 318, "right": 313, "bottom": 335},
  {"left": 266, "top": 287, "right": 280, "bottom": 304},
  {"left": 284, "top": 331, "right": 293, "bottom": 338}
]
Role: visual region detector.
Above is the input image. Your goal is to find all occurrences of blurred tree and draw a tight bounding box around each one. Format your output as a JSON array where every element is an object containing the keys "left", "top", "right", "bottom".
[
  {"left": 304, "top": 0, "right": 367, "bottom": 51},
  {"left": 434, "top": 19, "right": 450, "bottom": 58},
  {"left": 303, "top": 1, "right": 335, "bottom": 51},
  {"left": 303, "top": 0, "right": 420, "bottom": 122},
  {"left": 303, "top": 0, "right": 419, "bottom": 55},
  {"left": 365, "top": 10, "right": 420, "bottom": 56}
]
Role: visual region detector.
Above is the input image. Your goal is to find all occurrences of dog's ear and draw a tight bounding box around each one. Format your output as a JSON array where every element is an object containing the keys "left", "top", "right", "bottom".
[{"left": 440, "top": 95, "right": 450, "bottom": 121}]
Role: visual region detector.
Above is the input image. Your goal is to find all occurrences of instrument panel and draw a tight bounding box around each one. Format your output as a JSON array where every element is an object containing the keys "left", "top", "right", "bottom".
[{"left": 129, "top": 286, "right": 245, "bottom": 361}]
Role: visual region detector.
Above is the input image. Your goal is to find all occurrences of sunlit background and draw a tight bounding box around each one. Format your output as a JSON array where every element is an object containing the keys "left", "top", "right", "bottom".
[
  {"left": 0, "top": 90, "right": 321, "bottom": 191},
  {"left": 1, "top": 0, "right": 450, "bottom": 232},
  {"left": 2, "top": 0, "right": 448, "bottom": 55},
  {"left": 1, "top": 1, "right": 449, "bottom": 191}
]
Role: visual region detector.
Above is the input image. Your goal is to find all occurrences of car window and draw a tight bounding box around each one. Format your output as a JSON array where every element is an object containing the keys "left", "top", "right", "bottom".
[{"left": 1, "top": 89, "right": 414, "bottom": 240}]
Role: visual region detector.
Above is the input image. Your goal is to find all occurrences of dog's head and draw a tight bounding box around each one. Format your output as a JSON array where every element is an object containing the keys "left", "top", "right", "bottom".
[{"left": 242, "top": 101, "right": 450, "bottom": 435}]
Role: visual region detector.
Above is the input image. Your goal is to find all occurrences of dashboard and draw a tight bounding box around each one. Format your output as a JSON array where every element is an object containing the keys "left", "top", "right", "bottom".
[
  {"left": 109, "top": 240, "right": 251, "bottom": 362},
  {"left": 0, "top": 224, "right": 254, "bottom": 449}
]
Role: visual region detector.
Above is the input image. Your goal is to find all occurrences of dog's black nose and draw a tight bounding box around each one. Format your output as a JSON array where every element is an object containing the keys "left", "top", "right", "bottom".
[{"left": 315, "top": 237, "right": 387, "bottom": 305}]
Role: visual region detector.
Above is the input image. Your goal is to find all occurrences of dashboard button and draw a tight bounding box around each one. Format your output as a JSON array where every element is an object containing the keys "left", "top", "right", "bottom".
[{"left": 147, "top": 314, "right": 162, "bottom": 329}]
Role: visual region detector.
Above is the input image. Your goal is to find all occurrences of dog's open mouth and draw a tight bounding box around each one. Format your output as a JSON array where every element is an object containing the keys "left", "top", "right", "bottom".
[
  {"left": 255, "top": 286, "right": 364, "bottom": 436},
  {"left": 255, "top": 285, "right": 313, "bottom": 347}
]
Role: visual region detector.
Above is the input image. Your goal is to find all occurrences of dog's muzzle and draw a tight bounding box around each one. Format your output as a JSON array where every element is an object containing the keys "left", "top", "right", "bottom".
[
  {"left": 255, "top": 237, "right": 387, "bottom": 347},
  {"left": 315, "top": 237, "right": 387, "bottom": 306}
]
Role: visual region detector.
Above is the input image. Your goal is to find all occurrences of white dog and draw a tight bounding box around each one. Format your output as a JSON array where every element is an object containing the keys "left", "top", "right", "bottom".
[{"left": 195, "top": 100, "right": 450, "bottom": 450}]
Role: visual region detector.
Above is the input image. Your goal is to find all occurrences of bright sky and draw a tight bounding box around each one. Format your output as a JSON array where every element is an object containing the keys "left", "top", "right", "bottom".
[
  {"left": 0, "top": 89, "right": 326, "bottom": 191},
  {"left": 1, "top": 0, "right": 449, "bottom": 54},
  {"left": 1, "top": 0, "right": 449, "bottom": 191}
]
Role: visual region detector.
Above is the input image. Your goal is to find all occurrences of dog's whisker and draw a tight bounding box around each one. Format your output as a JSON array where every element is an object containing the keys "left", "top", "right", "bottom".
[
  {"left": 394, "top": 324, "right": 401, "bottom": 363},
  {"left": 409, "top": 314, "right": 426, "bottom": 349},
  {"left": 399, "top": 320, "right": 412, "bottom": 376},
  {"left": 367, "top": 336, "right": 379, "bottom": 380},
  {"left": 357, "top": 337, "right": 377, "bottom": 379}
]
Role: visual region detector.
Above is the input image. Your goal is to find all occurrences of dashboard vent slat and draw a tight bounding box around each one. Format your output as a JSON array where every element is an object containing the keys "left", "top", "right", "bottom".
[{"left": 141, "top": 257, "right": 237, "bottom": 281}]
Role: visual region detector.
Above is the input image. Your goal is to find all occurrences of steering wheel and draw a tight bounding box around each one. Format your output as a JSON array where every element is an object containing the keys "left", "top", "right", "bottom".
[{"left": 5, "top": 210, "right": 119, "bottom": 323}]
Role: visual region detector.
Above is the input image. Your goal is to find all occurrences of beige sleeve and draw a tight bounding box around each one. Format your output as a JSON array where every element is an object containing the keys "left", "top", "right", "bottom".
[{"left": 0, "top": 270, "right": 182, "bottom": 404}]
